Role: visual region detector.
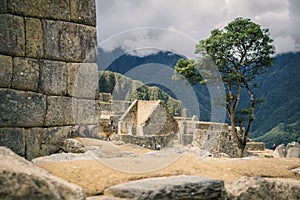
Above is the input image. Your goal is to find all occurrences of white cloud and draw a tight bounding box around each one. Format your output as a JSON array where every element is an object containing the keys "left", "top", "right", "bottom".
[
  {"left": 96, "top": 0, "right": 300, "bottom": 55},
  {"left": 273, "top": 36, "right": 298, "bottom": 53},
  {"left": 99, "top": 27, "right": 197, "bottom": 58}
]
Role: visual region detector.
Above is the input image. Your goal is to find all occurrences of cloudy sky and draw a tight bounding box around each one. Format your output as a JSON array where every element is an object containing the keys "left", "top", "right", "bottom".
[{"left": 96, "top": 0, "right": 300, "bottom": 56}]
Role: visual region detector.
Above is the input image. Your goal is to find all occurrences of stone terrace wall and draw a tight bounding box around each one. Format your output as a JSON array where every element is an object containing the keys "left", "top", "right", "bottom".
[
  {"left": 245, "top": 142, "right": 265, "bottom": 151},
  {"left": 0, "top": 0, "right": 98, "bottom": 160},
  {"left": 119, "top": 134, "right": 175, "bottom": 150}
]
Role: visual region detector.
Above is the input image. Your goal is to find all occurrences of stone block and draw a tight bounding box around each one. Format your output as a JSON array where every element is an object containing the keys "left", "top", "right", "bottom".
[
  {"left": 39, "top": 59, "right": 67, "bottom": 96},
  {"left": 0, "top": 14, "right": 25, "bottom": 56},
  {"left": 43, "top": 20, "right": 97, "bottom": 62},
  {"left": 60, "top": 22, "right": 82, "bottom": 62},
  {"left": 25, "top": 126, "right": 75, "bottom": 160},
  {"left": 45, "top": 96, "right": 76, "bottom": 126},
  {"left": 42, "top": 20, "right": 63, "bottom": 60},
  {"left": 25, "top": 17, "right": 43, "bottom": 58},
  {"left": 0, "top": 89, "right": 46, "bottom": 127},
  {"left": 11, "top": 57, "right": 39, "bottom": 91},
  {"left": 76, "top": 99, "right": 98, "bottom": 125},
  {"left": 70, "top": 0, "right": 96, "bottom": 26},
  {"left": 6, "top": 0, "right": 70, "bottom": 21},
  {"left": 0, "top": 0, "right": 7, "bottom": 13},
  {"left": 67, "top": 63, "right": 98, "bottom": 99},
  {"left": 0, "top": 128, "right": 25, "bottom": 156},
  {"left": 0, "top": 54, "right": 12, "bottom": 87},
  {"left": 60, "top": 23, "right": 97, "bottom": 62},
  {"left": 106, "top": 175, "right": 225, "bottom": 199}
]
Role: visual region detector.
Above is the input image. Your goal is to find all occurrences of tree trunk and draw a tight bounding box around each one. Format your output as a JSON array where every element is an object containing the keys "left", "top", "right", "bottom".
[
  {"left": 227, "top": 82, "right": 245, "bottom": 158},
  {"left": 236, "top": 135, "right": 247, "bottom": 158}
]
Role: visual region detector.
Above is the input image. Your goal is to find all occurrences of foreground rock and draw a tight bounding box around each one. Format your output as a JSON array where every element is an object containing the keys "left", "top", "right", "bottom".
[
  {"left": 226, "top": 176, "right": 300, "bottom": 200},
  {"left": 0, "top": 146, "right": 86, "bottom": 200},
  {"left": 105, "top": 175, "right": 225, "bottom": 200},
  {"left": 273, "top": 144, "right": 287, "bottom": 158}
]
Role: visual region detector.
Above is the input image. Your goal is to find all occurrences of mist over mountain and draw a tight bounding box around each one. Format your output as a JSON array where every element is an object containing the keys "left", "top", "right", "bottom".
[
  {"left": 97, "top": 48, "right": 185, "bottom": 74},
  {"left": 97, "top": 48, "right": 300, "bottom": 147}
]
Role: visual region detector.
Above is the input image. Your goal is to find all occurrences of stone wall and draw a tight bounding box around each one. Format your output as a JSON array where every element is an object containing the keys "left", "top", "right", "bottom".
[
  {"left": 176, "top": 118, "right": 238, "bottom": 157},
  {"left": 118, "top": 100, "right": 138, "bottom": 135},
  {"left": 245, "top": 142, "right": 265, "bottom": 151},
  {"left": 118, "top": 134, "right": 175, "bottom": 150},
  {"left": 0, "top": 0, "right": 98, "bottom": 160}
]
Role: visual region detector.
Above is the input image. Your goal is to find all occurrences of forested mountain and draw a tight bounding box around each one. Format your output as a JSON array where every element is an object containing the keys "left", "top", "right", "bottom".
[
  {"left": 251, "top": 52, "right": 300, "bottom": 147},
  {"left": 98, "top": 70, "right": 182, "bottom": 116},
  {"left": 97, "top": 48, "right": 300, "bottom": 147}
]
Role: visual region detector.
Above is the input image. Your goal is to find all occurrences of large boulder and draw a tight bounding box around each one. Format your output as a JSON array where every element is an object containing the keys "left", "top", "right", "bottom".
[
  {"left": 105, "top": 175, "right": 225, "bottom": 200},
  {"left": 226, "top": 176, "right": 300, "bottom": 200},
  {"left": 272, "top": 144, "right": 287, "bottom": 158},
  {"left": 0, "top": 146, "right": 86, "bottom": 200},
  {"left": 287, "top": 147, "right": 300, "bottom": 158},
  {"left": 286, "top": 142, "right": 300, "bottom": 158}
]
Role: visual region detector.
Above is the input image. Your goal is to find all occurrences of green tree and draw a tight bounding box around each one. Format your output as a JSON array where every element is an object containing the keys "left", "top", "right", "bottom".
[{"left": 174, "top": 17, "right": 275, "bottom": 157}]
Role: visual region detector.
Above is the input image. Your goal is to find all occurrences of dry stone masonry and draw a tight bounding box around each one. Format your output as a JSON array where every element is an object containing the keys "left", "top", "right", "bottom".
[
  {"left": 117, "top": 100, "right": 178, "bottom": 149},
  {"left": 176, "top": 117, "right": 238, "bottom": 157},
  {"left": 0, "top": 0, "right": 98, "bottom": 160}
]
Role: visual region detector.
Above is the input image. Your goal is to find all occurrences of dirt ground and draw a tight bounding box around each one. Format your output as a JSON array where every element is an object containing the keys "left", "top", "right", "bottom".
[{"left": 37, "top": 141, "right": 300, "bottom": 196}]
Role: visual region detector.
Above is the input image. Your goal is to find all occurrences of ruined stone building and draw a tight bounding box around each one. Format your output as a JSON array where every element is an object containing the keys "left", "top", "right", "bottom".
[
  {"left": 118, "top": 100, "right": 178, "bottom": 136},
  {"left": 176, "top": 117, "right": 237, "bottom": 157},
  {"left": 115, "top": 100, "right": 178, "bottom": 149}
]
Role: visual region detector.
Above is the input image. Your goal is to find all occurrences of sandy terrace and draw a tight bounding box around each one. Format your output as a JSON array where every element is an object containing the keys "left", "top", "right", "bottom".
[{"left": 36, "top": 139, "right": 300, "bottom": 196}]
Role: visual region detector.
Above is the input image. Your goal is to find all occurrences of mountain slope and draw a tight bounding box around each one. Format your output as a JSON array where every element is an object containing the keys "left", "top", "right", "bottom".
[
  {"left": 251, "top": 52, "right": 300, "bottom": 135},
  {"left": 255, "top": 121, "right": 300, "bottom": 148}
]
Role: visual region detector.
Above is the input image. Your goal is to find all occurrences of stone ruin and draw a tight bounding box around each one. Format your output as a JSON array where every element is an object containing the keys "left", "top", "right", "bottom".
[
  {"left": 117, "top": 99, "right": 178, "bottom": 150},
  {"left": 0, "top": 0, "right": 244, "bottom": 159},
  {"left": 97, "top": 94, "right": 238, "bottom": 157},
  {"left": 176, "top": 117, "right": 237, "bottom": 157}
]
